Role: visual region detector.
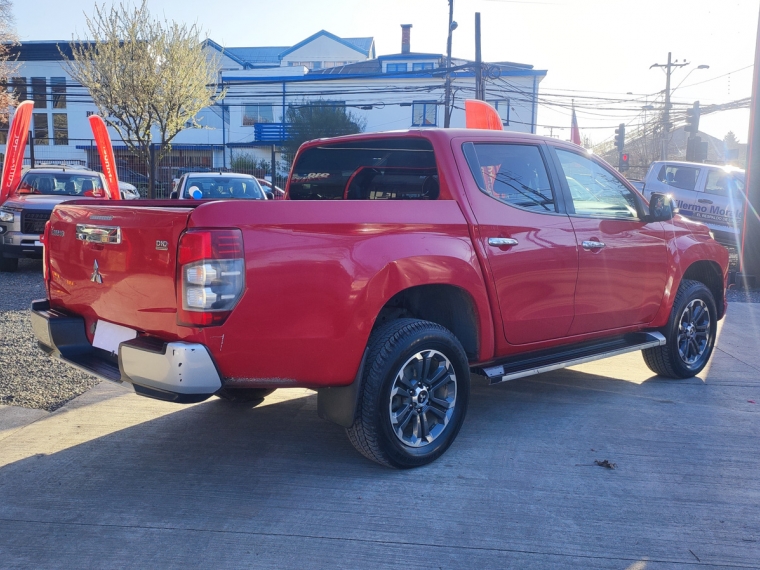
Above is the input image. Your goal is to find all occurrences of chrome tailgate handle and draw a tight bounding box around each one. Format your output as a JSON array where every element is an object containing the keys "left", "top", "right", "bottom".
[
  {"left": 76, "top": 224, "right": 122, "bottom": 244},
  {"left": 582, "top": 240, "right": 605, "bottom": 250},
  {"left": 488, "top": 237, "right": 519, "bottom": 247}
]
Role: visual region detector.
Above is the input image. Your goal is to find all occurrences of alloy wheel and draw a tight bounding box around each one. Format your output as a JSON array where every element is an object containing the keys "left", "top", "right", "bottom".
[{"left": 388, "top": 349, "right": 457, "bottom": 448}]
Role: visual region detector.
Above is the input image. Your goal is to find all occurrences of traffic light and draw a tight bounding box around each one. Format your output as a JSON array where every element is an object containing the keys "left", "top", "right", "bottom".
[
  {"left": 620, "top": 153, "right": 630, "bottom": 172},
  {"left": 685, "top": 101, "right": 700, "bottom": 135},
  {"left": 614, "top": 123, "right": 625, "bottom": 152}
]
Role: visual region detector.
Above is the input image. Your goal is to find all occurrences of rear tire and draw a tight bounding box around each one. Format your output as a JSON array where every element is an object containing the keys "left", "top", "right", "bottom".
[
  {"left": 215, "top": 387, "right": 275, "bottom": 404},
  {"left": 0, "top": 257, "right": 18, "bottom": 272},
  {"left": 642, "top": 279, "right": 717, "bottom": 378},
  {"left": 347, "top": 318, "right": 470, "bottom": 469}
]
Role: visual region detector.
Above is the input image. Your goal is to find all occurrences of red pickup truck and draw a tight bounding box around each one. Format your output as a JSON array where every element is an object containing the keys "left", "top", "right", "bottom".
[{"left": 31, "top": 129, "right": 728, "bottom": 468}]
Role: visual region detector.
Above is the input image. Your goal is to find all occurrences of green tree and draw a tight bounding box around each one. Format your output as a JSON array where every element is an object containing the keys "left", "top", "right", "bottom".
[
  {"left": 284, "top": 100, "right": 366, "bottom": 160},
  {"left": 64, "top": 1, "right": 221, "bottom": 197},
  {"left": 0, "top": 0, "right": 19, "bottom": 116},
  {"left": 723, "top": 131, "right": 739, "bottom": 148}
]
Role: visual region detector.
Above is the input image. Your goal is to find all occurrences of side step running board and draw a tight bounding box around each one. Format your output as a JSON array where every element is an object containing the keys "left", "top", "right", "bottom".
[{"left": 479, "top": 332, "right": 666, "bottom": 385}]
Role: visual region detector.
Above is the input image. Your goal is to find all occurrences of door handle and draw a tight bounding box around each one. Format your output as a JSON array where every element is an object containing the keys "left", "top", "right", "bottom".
[
  {"left": 582, "top": 240, "right": 605, "bottom": 250},
  {"left": 698, "top": 199, "right": 713, "bottom": 204},
  {"left": 488, "top": 237, "right": 519, "bottom": 247}
]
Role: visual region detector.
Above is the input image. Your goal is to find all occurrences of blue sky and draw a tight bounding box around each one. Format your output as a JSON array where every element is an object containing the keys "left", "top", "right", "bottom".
[{"left": 12, "top": 0, "right": 759, "bottom": 144}]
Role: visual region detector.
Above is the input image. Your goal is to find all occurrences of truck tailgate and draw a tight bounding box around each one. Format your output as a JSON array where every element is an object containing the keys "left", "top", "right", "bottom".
[{"left": 47, "top": 202, "right": 194, "bottom": 338}]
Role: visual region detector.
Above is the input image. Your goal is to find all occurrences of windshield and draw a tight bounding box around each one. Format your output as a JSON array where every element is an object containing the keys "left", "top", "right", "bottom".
[
  {"left": 183, "top": 177, "right": 265, "bottom": 200},
  {"left": 17, "top": 172, "right": 107, "bottom": 197}
]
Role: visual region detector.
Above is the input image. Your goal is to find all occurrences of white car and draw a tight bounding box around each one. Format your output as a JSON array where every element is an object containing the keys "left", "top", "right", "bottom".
[{"left": 169, "top": 172, "right": 268, "bottom": 200}]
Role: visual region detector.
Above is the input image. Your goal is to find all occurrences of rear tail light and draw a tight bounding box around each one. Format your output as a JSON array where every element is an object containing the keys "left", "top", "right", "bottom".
[{"left": 177, "top": 229, "right": 245, "bottom": 327}]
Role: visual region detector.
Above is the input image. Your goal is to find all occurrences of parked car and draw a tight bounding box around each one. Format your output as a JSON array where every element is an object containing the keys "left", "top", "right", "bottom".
[
  {"left": 170, "top": 172, "right": 267, "bottom": 200},
  {"left": 31, "top": 129, "right": 728, "bottom": 468},
  {"left": 642, "top": 161, "right": 745, "bottom": 249},
  {"left": 119, "top": 181, "right": 141, "bottom": 200},
  {"left": 115, "top": 161, "right": 149, "bottom": 187},
  {"left": 0, "top": 166, "right": 113, "bottom": 272}
]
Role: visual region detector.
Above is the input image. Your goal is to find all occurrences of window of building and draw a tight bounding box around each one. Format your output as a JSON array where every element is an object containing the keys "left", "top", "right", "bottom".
[
  {"left": 242, "top": 104, "right": 274, "bottom": 126},
  {"left": 51, "top": 77, "right": 66, "bottom": 109},
  {"left": 463, "top": 143, "right": 556, "bottom": 213},
  {"left": 289, "top": 138, "right": 439, "bottom": 201},
  {"left": 412, "top": 62, "right": 434, "bottom": 71},
  {"left": 31, "top": 78, "right": 46, "bottom": 109},
  {"left": 386, "top": 63, "right": 408, "bottom": 73},
  {"left": 412, "top": 101, "right": 437, "bottom": 126},
  {"left": 11, "top": 77, "right": 27, "bottom": 102},
  {"left": 288, "top": 61, "right": 314, "bottom": 69},
  {"left": 53, "top": 114, "right": 68, "bottom": 145},
  {"left": 33, "top": 113, "right": 49, "bottom": 145},
  {"left": 487, "top": 99, "right": 510, "bottom": 126},
  {"left": 555, "top": 149, "right": 639, "bottom": 219}
]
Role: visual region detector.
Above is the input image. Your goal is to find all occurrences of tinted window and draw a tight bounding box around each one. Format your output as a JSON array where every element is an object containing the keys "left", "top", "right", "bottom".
[
  {"left": 657, "top": 164, "right": 699, "bottom": 191},
  {"left": 555, "top": 149, "right": 639, "bottom": 220},
  {"left": 183, "top": 177, "right": 265, "bottom": 200},
  {"left": 289, "top": 138, "right": 439, "bottom": 200},
  {"left": 462, "top": 142, "right": 555, "bottom": 212}
]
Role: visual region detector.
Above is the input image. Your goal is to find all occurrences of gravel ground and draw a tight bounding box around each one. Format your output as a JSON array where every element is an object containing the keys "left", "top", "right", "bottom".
[
  {"left": 0, "top": 259, "right": 98, "bottom": 411},
  {"left": 1, "top": 258, "right": 759, "bottom": 411}
]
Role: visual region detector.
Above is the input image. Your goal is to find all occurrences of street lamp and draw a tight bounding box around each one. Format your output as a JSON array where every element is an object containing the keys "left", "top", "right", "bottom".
[{"left": 672, "top": 64, "right": 710, "bottom": 95}]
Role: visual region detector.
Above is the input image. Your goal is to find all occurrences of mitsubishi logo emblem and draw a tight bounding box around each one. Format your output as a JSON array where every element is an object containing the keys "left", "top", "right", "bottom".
[{"left": 90, "top": 260, "right": 103, "bottom": 284}]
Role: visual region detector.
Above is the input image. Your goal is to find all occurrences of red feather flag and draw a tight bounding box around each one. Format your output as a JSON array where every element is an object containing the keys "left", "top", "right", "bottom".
[
  {"left": 0, "top": 101, "right": 34, "bottom": 204},
  {"left": 465, "top": 100, "right": 504, "bottom": 131},
  {"left": 88, "top": 115, "right": 121, "bottom": 200}
]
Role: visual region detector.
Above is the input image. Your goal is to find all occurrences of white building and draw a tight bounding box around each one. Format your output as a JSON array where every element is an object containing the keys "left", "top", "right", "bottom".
[{"left": 2, "top": 27, "right": 545, "bottom": 178}]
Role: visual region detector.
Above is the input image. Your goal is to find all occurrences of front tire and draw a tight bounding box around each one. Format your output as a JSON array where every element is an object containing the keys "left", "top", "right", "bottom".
[
  {"left": 347, "top": 319, "right": 470, "bottom": 468},
  {"left": 643, "top": 279, "right": 717, "bottom": 378}
]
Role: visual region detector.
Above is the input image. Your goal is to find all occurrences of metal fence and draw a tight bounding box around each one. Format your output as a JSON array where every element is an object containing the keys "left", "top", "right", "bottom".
[{"left": 14, "top": 138, "right": 289, "bottom": 199}]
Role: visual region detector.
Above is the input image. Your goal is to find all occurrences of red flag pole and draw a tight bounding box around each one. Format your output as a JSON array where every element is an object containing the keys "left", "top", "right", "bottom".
[
  {"left": 88, "top": 115, "right": 121, "bottom": 200},
  {"left": 570, "top": 101, "right": 581, "bottom": 146},
  {"left": 0, "top": 101, "right": 34, "bottom": 204}
]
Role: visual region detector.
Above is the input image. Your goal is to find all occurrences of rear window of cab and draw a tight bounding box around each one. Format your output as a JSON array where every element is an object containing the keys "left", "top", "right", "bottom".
[{"left": 288, "top": 138, "right": 440, "bottom": 200}]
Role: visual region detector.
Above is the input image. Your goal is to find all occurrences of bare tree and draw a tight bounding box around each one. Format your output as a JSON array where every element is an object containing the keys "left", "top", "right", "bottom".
[
  {"left": 0, "top": 0, "right": 19, "bottom": 116},
  {"left": 64, "top": 1, "right": 221, "bottom": 196}
]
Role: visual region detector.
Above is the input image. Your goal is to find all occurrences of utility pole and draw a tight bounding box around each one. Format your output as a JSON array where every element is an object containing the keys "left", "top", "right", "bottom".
[
  {"left": 650, "top": 52, "right": 689, "bottom": 159},
  {"left": 474, "top": 12, "right": 483, "bottom": 101},
  {"left": 740, "top": 4, "right": 760, "bottom": 286},
  {"left": 444, "top": 0, "right": 457, "bottom": 127}
]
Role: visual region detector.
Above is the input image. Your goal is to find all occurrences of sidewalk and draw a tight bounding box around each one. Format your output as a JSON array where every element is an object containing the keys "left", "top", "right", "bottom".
[{"left": 1, "top": 307, "right": 758, "bottom": 568}]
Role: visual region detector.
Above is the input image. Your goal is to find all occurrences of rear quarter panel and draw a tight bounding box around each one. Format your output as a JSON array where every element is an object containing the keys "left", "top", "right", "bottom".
[{"left": 187, "top": 199, "right": 492, "bottom": 387}]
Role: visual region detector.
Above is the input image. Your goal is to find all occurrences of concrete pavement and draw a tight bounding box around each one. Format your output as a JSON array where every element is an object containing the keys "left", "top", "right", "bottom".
[{"left": 0, "top": 307, "right": 759, "bottom": 568}]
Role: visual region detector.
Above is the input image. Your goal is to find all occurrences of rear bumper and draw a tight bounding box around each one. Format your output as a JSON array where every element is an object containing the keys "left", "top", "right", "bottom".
[{"left": 30, "top": 299, "right": 222, "bottom": 403}]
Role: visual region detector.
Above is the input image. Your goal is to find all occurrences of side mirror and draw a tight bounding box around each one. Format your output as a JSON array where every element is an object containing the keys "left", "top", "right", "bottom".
[
  {"left": 648, "top": 192, "right": 677, "bottom": 222},
  {"left": 265, "top": 191, "right": 275, "bottom": 200}
]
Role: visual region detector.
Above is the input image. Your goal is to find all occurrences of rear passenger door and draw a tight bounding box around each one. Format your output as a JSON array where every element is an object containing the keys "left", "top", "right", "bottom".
[{"left": 457, "top": 140, "right": 578, "bottom": 345}]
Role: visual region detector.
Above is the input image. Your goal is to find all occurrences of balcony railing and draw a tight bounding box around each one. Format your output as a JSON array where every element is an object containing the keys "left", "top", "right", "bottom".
[{"left": 254, "top": 123, "right": 292, "bottom": 143}]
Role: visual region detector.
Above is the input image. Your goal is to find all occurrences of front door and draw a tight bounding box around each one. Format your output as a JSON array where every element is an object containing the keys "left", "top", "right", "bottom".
[
  {"left": 551, "top": 147, "right": 669, "bottom": 335},
  {"left": 458, "top": 141, "right": 578, "bottom": 345}
]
